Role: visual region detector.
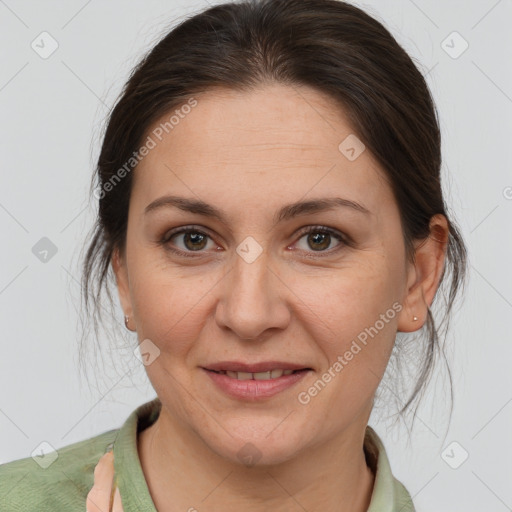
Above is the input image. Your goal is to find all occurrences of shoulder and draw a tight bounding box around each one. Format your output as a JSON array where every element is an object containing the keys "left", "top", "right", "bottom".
[{"left": 0, "top": 428, "right": 118, "bottom": 511}]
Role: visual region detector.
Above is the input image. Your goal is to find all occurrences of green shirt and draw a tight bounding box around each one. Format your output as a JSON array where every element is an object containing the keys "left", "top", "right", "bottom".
[{"left": 0, "top": 397, "right": 415, "bottom": 511}]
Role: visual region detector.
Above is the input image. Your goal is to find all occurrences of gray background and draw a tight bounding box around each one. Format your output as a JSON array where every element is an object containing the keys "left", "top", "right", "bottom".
[{"left": 1, "top": 1, "right": 511, "bottom": 510}]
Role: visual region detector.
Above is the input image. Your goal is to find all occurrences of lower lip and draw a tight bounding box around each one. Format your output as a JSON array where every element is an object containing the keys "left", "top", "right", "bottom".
[{"left": 202, "top": 368, "right": 310, "bottom": 400}]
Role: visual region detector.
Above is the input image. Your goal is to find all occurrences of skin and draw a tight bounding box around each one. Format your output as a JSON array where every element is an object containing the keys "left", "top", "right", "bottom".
[{"left": 112, "top": 83, "right": 448, "bottom": 512}]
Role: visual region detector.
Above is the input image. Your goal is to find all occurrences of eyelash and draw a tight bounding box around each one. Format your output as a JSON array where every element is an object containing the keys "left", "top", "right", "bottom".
[{"left": 159, "top": 224, "right": 349, "bottom": 259}]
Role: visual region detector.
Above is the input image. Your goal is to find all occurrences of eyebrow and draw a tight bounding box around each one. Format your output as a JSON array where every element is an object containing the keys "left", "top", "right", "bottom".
[{"left": 144, "top": 195, "right": 372, "bottom": 224}]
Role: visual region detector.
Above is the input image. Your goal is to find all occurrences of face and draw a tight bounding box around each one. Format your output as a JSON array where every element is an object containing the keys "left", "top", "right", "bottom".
[{"left": 113, "top": 83, "right": 434, "bottom": 466}]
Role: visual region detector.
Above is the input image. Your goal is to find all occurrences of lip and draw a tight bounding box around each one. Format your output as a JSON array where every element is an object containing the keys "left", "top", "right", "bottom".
[
  {"left": 201, "top": 366, "right": 312, "bottom": 401},
  {"left": 203, "top": 361, "right": 311, "bottom": 373}
]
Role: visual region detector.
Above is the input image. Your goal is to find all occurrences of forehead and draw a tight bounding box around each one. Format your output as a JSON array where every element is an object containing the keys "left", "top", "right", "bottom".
[{"left": 132, "top": 84, "right": 393, "bottom": 216}]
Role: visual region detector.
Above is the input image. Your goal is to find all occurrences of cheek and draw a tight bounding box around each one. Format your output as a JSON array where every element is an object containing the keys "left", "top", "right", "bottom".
[
  {"left": 293, "top": 265, "right": 402, "bottom": 420},
  {"left": 294, "top": 256, "right": 402, "bottom": 343},
  {"left": 290, "top": 255, "right": 403, "bottom": 411},
  {"left": 128, "top": 257, "right": 215, "bottom": 354}
]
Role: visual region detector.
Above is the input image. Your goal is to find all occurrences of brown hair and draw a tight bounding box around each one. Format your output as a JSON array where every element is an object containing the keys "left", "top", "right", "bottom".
[{"left": 79, "top": 0, "right": 468, "bottom": 428}]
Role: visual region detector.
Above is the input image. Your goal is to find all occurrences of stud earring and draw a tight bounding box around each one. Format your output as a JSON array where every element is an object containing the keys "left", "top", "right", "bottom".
[
  {"left": 124, "top": 315, "right": 130, "bottom": 330},
  {"left": 413, "top": 316, "right": 418, "bottom": 321}
]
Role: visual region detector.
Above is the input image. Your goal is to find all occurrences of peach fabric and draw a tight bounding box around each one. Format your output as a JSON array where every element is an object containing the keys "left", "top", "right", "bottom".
[{"left": 86, "top": 451, "right": 124, "bottom": 512}]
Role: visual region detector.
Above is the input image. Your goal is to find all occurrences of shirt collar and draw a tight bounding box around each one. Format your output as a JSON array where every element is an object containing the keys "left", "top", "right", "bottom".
[{"left": 364, "top": 425, "right": 415, "bottom": 511}]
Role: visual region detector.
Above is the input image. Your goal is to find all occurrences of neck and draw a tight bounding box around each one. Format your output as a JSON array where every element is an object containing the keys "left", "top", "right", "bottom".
[{"left": 138, "top": 407, "right": 375, "bottom": 512}]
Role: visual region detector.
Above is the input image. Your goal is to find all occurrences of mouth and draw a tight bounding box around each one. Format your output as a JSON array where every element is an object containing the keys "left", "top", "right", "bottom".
[
  {"left": 202, "top": 361, "right": 313, "bottom": 378},
  {"left": 205, "top": 368, "right": 311, "bottom": 381},
  {"left": 201, "top": 361, "right": 313, "bottom": 399},
  {"left": 201, "top": 363, "right": 312, "bottom": 402}
]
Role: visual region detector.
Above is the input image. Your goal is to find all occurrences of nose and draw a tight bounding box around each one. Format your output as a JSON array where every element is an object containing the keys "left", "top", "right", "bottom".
[{"left": 214, "top": 249, "right": 291, "bottom": 341}]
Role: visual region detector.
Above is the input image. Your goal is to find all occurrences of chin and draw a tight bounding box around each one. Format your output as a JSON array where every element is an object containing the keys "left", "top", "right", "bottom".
[
  {"left": 221, "top": 440, "right": 300, "bottom": 468},
  {"left": 199, "top": 420, "right": 308, "bottom": 468}
]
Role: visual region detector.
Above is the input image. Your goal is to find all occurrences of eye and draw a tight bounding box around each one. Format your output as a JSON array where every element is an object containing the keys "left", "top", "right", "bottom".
[
  {"left": 292, "top": 226, "right": 347, "bottom": 255},
  {"left": 160, "top": 226, "right": 219, "bottom": 257}
]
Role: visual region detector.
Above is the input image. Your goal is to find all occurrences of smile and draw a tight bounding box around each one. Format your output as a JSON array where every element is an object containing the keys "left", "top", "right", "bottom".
[
  {"left": 210, "top": 369, "right": 298, "bottom": 380},
  {"left": 203, "top": 368, "right": 311, "bottom": 400}
]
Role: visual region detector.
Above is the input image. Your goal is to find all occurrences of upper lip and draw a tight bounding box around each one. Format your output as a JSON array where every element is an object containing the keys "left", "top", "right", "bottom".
[{"left": 203, "top": 361, "right": 311, "bottom": 373}]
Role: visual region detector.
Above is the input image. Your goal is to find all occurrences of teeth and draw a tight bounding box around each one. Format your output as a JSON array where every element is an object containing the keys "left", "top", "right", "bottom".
[{"left": 222, "top": 369, "right": 298, "bottom": 380}]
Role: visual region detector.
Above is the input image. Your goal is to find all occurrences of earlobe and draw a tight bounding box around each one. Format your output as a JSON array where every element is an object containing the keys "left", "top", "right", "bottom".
[{"left": 397, "top": 214, "right": 449, "bottom": 333}]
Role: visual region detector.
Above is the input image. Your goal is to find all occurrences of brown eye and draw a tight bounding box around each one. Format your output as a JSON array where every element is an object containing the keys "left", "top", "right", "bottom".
[
  {"left": 306, "top": 232, "right": 331, "bottom": 251},
  {"left": 294, "top": 226, "right": 346, "bottom": 255},
  {"left": 162, "top": 227, "right": 216, "bottom": 255},
  {"left": 181, "top": 232, "right": 208, "bottom": 251}
]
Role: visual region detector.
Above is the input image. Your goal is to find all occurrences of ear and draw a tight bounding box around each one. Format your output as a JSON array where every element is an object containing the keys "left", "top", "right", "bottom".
[
  {"left": 111, "top": 246, "right": 134, "bottom": 324},
  {"left": 397, "top": 214, "right": 449, "bottom": 333}
]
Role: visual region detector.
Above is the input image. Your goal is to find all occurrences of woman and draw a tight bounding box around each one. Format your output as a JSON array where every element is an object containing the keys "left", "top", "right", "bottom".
[{"left": 0, "top": 0, "right": 467, "bottom": 510}]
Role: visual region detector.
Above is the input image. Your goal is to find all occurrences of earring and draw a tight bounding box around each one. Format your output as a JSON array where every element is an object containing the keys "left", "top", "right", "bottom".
[
  {"left": 413, "top": 316, "right": 418, "bottom": 321},
  {"left": 124, "top": 315, "right": 130, "bottom": 330}
]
